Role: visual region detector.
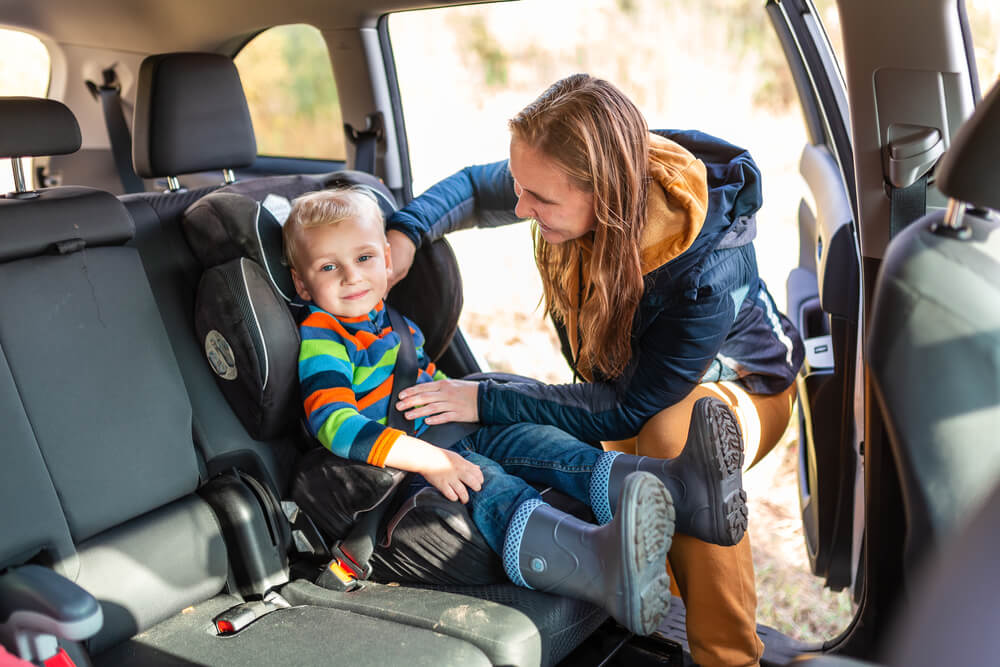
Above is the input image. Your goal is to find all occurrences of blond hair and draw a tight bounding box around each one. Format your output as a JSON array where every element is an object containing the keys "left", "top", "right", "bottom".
[
  {"left": 283, "top": 186, "right": 384, "bottom": 270},
  {"left": 510, "top": 74, "right": 649, "bottom": 380}
]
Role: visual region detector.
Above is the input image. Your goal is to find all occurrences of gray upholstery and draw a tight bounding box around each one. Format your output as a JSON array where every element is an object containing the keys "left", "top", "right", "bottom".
[
  {"left": 74, "top": 496, "right": 229, "bottom": 653},
  {"left": 868, "top": 211, "right": 1000, "bottom": 568},
  {"left": 937, "top": 79, "right": 1000, "bottom": 210},
  {"left": 96, "top": 596, "right": 491, "bottom": 667},
  {"left": 0, "top": 97, "right": 80, "bottom": 157},
  {"left": 0, "top": 187, "right": 133, "bottom": 262},
  {"left": 0, "top": 347, "right": 76, "bottom": 576},
  {"left": 132, "top": 53, "right": 256, "bottom": 179},
  {"left": 0, "top": 242, "right": 199, "bottom": 542}
]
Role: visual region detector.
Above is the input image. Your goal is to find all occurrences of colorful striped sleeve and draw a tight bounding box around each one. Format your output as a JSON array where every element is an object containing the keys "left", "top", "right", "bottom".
[{"left": 299, "top": 312, "right": 403, "bottom": 466}]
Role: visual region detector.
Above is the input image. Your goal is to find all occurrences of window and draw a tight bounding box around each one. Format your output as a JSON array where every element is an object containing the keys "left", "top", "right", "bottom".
[
  {"left": 235, "top": 24, "right": 345, "bottom": 161},
  {"left": 390, "top": 0, "right": 853, "bottom": 642},
  {"left": 0, "top": 28, "right": 50, "bottom": 191},
  {"left": 966, "top": 0, "right": 1000, "bottom": 96}
]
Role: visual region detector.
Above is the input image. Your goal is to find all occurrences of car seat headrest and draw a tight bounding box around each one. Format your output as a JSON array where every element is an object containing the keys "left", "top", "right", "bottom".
[
  {"left": 0, "top": 97, "right": 81, "bottom": 158},
  {"left": 132, "top": 52, "right": 256, "bottom": 179},
  {"left": 937, "top": 78, "right": 1000, "bottom": 211},
  {"left": 0, "top": 187, "right": 134, "bottom": 263},
  {"left": 182, "top": 171, "right": 401, "bottom": 302}
]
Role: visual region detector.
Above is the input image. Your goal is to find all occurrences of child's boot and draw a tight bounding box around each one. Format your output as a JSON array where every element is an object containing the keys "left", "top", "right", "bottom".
[
  {"left": 603, "top": 396, "right": 748, "bottom": 546},
  {"left": 504, "top": 471, "right": 674, "bottom": 636}
]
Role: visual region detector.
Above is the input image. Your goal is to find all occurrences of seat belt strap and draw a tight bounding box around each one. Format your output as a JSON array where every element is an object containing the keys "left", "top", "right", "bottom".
[
  {"left": 330, "top": 303, "right": 418, "bottom": 580},
  {"left": 889, "top": 174, "right": 927, "bottom": 238},
  {"left": 385, "top": 303, "right": 417, "bottom": 433},
  {"left": 92, "top": 66, "right": 145, "bottom": 194},
  {"left": 344, "top": 112, "right": 383, "bottom": 175}
]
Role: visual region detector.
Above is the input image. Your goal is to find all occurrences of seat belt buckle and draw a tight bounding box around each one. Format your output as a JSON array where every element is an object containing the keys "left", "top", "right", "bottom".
[
  {"left": 331, "top": 541, "right": 374, "bottom": 581},
  {"left": 316, "top": 558, "right": 362, "bottom": 592}
]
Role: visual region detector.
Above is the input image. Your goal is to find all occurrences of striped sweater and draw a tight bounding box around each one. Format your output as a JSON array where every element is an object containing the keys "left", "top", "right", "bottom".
[{"left": 298, "top": 299, "right": 446, "bottom": 466}]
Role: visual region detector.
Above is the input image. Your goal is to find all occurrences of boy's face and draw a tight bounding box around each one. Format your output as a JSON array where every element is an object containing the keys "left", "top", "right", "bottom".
[{"left": 290, "top": 213, "right": 392, "bottom": 319}]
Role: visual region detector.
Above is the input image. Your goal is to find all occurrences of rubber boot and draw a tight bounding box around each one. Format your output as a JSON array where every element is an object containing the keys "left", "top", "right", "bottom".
[
  {"left": 607, "top": 396, "right": 748, "bottom": 546},
  {"left": 505, "top": 471, "right": 675, "bottom": 635}
]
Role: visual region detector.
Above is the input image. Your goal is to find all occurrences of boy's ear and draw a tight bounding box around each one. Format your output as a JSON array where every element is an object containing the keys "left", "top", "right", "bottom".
[
  {"left": 383, "top": 241, "right": 393, "bottom": 275},
  {"left": 290, "top": 268, "right": 311, "bottom": 301}
]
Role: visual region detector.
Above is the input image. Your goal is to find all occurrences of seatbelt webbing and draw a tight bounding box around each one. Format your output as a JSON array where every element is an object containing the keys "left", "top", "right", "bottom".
[
  {"left": 385, "top": 303, "right": 417, "bottom": 433},
  {"left": 344, "top": 112, "right": 383, "bottom": 175},
  {"left": 889, "top": 174, "right": 927, "bottom": 238},
  {"left": 95, "top": 70, "right": 145, "bottom": 194}
]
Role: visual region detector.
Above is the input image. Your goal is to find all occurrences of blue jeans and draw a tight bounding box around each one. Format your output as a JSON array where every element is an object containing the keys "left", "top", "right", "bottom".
[{"left": 408, "top": 423, "right": 607, "bottom": 554}]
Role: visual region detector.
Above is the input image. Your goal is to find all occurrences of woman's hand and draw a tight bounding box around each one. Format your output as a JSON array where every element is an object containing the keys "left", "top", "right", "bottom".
[
  {"left": 396, "top": 379, "right": 480, "bottom": 425},
  {"left": 386, "top": 229, "right": 417, "bottom": 289}
]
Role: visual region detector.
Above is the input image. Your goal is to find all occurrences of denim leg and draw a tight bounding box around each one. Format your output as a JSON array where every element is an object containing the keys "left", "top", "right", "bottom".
[
  {"left": 463, "top": 423, "right": 605, "bottom": 507},
  {"left": 451, "top": 448, "right": 542, "bottom": 555}
]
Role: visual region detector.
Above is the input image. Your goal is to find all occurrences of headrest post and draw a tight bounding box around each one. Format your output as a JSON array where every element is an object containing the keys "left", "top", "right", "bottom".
[
  {"left": 166, "top": 176, "right": 181, "bottom": 192},
  {"left": 11, "top": 156, "right": 27, "bottom": 193},
  {"left": 943, "top": 198, "right": 966, "bottom": 230},
  {"left": 222, "top": 168, "right": 236, "bottom": 185}
]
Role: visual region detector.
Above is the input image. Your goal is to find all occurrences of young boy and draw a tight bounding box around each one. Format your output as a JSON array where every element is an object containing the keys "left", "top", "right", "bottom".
[{"left": 284, "top": 186, "right": 743, "bottom": 636}]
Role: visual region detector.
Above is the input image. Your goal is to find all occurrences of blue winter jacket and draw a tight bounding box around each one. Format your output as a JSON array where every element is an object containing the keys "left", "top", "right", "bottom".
[{"left": 388, "top": 130, "right": 804, "bottom": 442}]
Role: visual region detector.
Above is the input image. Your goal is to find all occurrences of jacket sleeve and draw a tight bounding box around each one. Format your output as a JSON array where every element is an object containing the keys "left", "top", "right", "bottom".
[
  {"left": 299, "top": 323, "right": 404, "bottom": 467},
  {"left": 477, "top": 286, "right": 737, "bottom": 442},
  {"left": 387, "top": 160, "right": 523, "bottom": 248}
]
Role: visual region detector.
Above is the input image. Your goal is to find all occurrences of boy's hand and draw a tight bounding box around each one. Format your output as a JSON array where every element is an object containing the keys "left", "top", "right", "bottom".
[
  {"left": 419, "top": 447, "right": 484, "bottom": 504},
  {"left": 396, "top": 379, "right": 480, "bottom": 424},
  {"left": 383, "top": 435, "right": 483, "bottom": 503}
]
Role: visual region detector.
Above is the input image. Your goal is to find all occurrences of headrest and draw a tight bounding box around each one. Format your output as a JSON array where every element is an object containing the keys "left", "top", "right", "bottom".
[
  {"left": 937, "top": 79, "right": 1000, "bottom": 211},
  {"left": 0, "top": 187, "right": 134, "bottom": 263},
  {"left": 183, "top": 190, "right": 296, "bottom": 301},
  {"left": 182, "top": 171, "right": 401, "bottom": 301},
  {"left": 0, "top": 98, "right": 81, "bottom": 158},
  {"left": 132, "top": 52, "right": 256, "bottom": 179}
]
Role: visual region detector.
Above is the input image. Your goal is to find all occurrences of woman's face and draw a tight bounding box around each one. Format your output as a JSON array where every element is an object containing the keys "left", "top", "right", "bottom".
[{"left": 509, "top": 138, "right": 597, "bottom": 243}]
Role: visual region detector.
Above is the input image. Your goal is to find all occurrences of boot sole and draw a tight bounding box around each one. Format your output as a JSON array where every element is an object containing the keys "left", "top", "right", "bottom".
[
  {"left": 681, "top": 397, "right": 748, "bottom": 546},
  {"left": 618, "top": 471, "right": 675, "bottom": 635}
]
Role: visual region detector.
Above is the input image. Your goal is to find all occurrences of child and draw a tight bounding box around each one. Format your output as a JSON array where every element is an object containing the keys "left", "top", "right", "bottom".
[{"left": 284, "top": 186, "right": 745, "bottom": 636}]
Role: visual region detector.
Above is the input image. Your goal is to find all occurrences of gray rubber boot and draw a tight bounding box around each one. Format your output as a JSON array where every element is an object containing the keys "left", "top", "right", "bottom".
[
  {"left": 607, "top": 396, "right": 748, "bottom": 546},
  {"left": 508, "top": 472, "right": 675, "bottom": 636}
]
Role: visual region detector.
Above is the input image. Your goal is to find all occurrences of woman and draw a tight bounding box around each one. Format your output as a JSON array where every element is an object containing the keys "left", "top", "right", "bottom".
[{"left": 387, "top": 74, "right": 804, "bottom": 667}]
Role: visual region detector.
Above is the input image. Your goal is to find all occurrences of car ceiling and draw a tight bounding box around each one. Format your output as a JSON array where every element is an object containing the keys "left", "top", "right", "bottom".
[{"left": 1, "top": 0, "right": 478, "bottom": 53}]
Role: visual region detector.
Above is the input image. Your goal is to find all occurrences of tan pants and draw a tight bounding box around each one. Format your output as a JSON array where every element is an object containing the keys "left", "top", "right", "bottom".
[{"left": 604, "top": 381, "right": 796, "bottom": 667}]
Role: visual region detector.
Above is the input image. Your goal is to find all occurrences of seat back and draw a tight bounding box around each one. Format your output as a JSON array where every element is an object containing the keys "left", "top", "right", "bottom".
[
  {"left": 0, "top": 98, "right": 231, "bottom": 653},
  {"left": 867, "top": 79, "right": 1000, "bottom": 571}
]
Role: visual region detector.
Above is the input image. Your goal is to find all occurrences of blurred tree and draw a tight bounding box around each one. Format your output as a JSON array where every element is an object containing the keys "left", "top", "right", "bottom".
[{"left": 236, "top": 24, "right": 345, "bottom": 160}]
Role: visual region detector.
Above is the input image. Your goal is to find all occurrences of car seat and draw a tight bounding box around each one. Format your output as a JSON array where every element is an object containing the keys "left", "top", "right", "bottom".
[{"left": 867, "top": 77, "right": 1000, "bottom": 575}]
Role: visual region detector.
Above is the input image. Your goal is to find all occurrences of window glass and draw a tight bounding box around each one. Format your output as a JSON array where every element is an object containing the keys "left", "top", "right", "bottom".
[
  {"left": 966, "top": 0, "right": 1000, "bottom": 96},
  {"left": 235, "top": 24, "right": 345, "bottom": 161},
  {"left": 0, "top": 28, "right": 50, "bottom": 191},
  {"left": 390, "top": 0, "right": 854, "bottom": 642}
]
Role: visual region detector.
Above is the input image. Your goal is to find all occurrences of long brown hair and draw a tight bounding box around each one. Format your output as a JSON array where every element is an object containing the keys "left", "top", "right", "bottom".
[{"left": 510, "top": 74, "right": 649, "bottom": 380}]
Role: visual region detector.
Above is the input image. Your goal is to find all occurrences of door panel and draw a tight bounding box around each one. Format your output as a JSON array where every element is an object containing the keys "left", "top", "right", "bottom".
[{"left": 767, "top": 0, "right": 862, "bottom": 593}]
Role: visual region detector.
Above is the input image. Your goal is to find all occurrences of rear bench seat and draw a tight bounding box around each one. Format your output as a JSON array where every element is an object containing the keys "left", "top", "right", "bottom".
[
  {"left": 0, "top": 57, "right": 607, "bottom": 667},
  {"left": 0, "top": 97, "right": 493, "bottom": 666}
]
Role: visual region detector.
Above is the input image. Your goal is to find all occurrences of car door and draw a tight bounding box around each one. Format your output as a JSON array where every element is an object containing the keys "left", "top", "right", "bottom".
[
  {"left": 767, "top": 0, "right": 862, "bottom": 597},
  {"left": 770, "top": 0, "right": 985, "bottom": 654}
]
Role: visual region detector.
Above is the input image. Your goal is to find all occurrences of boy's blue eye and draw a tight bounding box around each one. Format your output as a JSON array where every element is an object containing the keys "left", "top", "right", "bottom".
[
  {"left": 358, "top": 254, "right": 373, "bottom": 263},
  {"left": 320, "top": 264, "right": 335, "bottom": 272}
]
